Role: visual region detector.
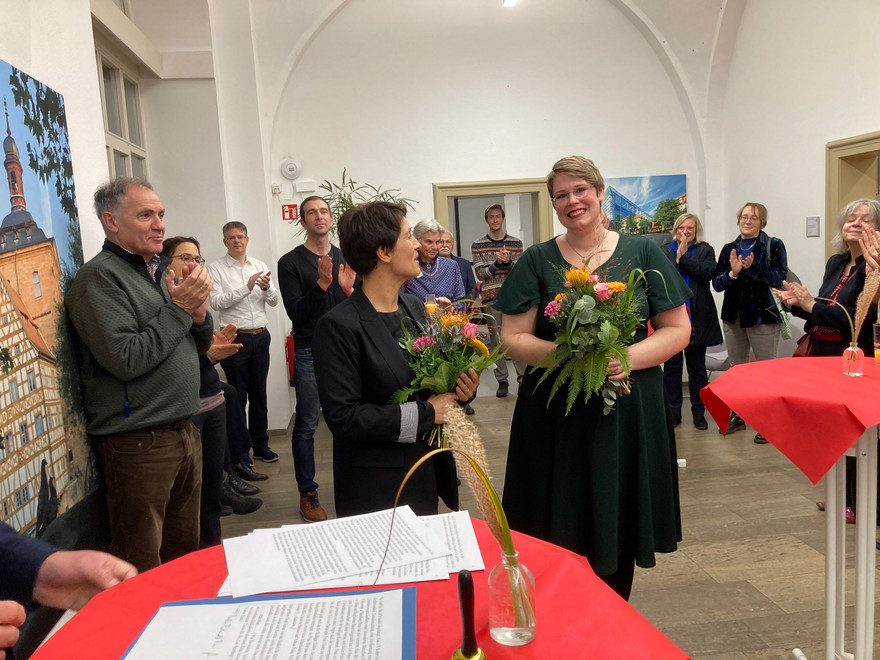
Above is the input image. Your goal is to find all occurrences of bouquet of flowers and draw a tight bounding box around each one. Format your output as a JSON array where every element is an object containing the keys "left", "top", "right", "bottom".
[
  {"left": 393, "top": 304, "right": 505, "bottom": 445},
  {"left": 537, "top": 261, "right": 652, "bottom": 414}
]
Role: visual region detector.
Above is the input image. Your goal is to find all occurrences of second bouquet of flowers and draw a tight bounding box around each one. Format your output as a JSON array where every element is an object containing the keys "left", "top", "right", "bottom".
[
  {"left": 538, "top": 261, "right": 652, "bottom": 415},
  {"left": 392, "top": 305, "right": 505, "bottom": 445}
]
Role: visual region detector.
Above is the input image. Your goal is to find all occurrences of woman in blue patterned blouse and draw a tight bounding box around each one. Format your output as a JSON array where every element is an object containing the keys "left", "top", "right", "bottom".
[
  {"left": 712, "top": 202, "right": 788, "bottom": 443},
  {"left": 401, "top": 218, "right": 466, "bottom": 309}
]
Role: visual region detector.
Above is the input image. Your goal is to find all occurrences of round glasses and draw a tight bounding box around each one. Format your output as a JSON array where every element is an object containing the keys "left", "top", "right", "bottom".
[
  {"left": 553, "top": 184, "right": 595, "bottom": 206},
  {"left": 172, "top": 254, "right": 205, "bottom": 265}
]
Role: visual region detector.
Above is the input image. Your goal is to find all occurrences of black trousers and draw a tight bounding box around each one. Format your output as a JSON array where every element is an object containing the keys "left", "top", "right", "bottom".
[
  {"left": 192, "top": 402, "right": 227, "bottom": 548},
  {"left": 221, "top": 330, "right": 271, "bottom": 449},
  {"left": 663, "top": 345, "right": 708, "bottom": 417}
]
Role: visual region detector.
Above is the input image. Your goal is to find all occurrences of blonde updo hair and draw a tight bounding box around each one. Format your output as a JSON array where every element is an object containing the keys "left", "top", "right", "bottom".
[
  {"left": 670, "top": 213, "right": 704, "bottom": 244},
  {"left": 547, "top": 156, "right": 605, "bottom": 197}
]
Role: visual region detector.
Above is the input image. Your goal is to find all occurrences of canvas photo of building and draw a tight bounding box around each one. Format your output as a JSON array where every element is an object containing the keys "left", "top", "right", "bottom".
[
  {"left": 602, "top": 174, "right": 687, "bottom": 238},
  {"left": 0, "top": 61, "right": 89, "bottom": 536}
]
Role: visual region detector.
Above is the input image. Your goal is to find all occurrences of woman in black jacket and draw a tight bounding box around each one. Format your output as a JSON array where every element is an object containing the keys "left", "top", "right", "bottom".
[
  {"left": 313, "top": 202, "right": 479, "bottom": 517},
  {"left": 712, "top": 202, "right": 788, "bottom": 443},
  {"left": 774, "top": 198, "right": 880, "bottom": 523},
  {"left": 662, "top": 213, "right": 722, "bottom": 430},
  {"left": 775, "top": 199, "right": 880, "bottom": 356}
]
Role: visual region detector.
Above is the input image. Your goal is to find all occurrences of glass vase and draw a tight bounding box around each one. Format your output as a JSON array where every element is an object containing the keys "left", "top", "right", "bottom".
[
  {"left": 843, "top": 343, "right": 864, "bottom": 377},
  {"left": 488, "top": 551, "right": 536, "bottom": 646}
]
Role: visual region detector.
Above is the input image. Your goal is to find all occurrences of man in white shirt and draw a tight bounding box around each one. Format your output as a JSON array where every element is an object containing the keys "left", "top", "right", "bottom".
[{"left": 208, "top": 221, "right": 281, "bottom": 463}]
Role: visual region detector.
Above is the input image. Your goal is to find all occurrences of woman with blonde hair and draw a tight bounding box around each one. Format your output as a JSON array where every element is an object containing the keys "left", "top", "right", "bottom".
[
  {"left": 662, "top": 213, "right": 722, "bottom": 430},
  {"left": 494, "top": 156, "right": 691, "bottom": 600}
]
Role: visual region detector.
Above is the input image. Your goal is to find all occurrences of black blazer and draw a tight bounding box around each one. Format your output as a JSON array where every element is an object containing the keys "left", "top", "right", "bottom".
[
  {"left": 662, "top": 240, "right": 723, "bottom": 348},
  {"left": 313, "top": 288, "right": 458, "bottom": 517},
  {"left": 791, "top": 252, "right": 877, "bottom": 355}
]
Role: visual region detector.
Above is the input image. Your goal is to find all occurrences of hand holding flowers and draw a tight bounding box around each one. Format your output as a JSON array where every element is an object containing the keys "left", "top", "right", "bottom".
[
  {"left": 393, "top": 304, "right": 504, "bottom": 444},
  {"left": 537, "top": 261, "right": 658, "bottom": 414}
]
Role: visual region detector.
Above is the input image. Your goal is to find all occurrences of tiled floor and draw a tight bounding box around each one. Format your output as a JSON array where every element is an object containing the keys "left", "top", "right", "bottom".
[{"left": 222, "top": 369, "right": 880, "bottom": 658}]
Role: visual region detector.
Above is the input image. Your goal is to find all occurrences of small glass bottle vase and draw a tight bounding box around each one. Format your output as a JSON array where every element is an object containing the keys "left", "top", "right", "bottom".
[
  {"left": 488, "top": 552, "right": 536, "bottom": 646},
  {"left": 843, "top": 343, "right": 864, "bottom": 377}
]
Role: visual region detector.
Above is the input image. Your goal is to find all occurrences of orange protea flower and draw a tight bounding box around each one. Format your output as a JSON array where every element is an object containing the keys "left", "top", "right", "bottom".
[
  {"left": 565, "top": 266, "right": 591, "bottom": 288},
  {"left": 607, "top": 281, "right": 626, "bottom": 293},
  {"left": 468, "top": 338, "right": 490, "bottom": 357},
  {"left": 554, "top": 292, "right": 567, "bottom": 303},
  {"left": 440, "top": 310, "right": 468, "bottom": 329}
]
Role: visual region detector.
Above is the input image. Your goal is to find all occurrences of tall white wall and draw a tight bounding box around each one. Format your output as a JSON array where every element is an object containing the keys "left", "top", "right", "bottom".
[
  {"left": 0, "top": 0, "right": 109, "bottom": 256},
  {"left": 268, "top": 0, "right": 699, "bottom": 245},
  {"left": 718, "top": 0, "right": 880, "bottom": 294},
  {"left": 138, "top": 78, "right": 229, "bottom": 262}
]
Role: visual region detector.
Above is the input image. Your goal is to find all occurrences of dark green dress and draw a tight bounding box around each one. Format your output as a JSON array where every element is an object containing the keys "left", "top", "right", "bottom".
[{"left": 493, "top": 234, "right": 691, "bottom": 575}]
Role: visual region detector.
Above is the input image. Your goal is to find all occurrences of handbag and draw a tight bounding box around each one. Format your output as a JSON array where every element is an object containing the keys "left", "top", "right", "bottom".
[
  {"left": 792, "top": 331, "right": 816, "bottom": 357},
  {"left": 767, "top": 237, "right": 792, "bottom": 340},
  {"left": 769, "top": 287, "right": 793, "bottom": 340}
]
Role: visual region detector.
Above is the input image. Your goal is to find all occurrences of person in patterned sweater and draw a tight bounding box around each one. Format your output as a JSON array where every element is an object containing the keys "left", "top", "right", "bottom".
[{"left": 471, "top": 204, "right": 525, "bottom": 397}]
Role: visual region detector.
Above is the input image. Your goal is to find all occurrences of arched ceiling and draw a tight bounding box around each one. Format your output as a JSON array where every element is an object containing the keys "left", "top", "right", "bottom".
[{"left": 127, "top": 0, "right": 747, "bottom": 198}]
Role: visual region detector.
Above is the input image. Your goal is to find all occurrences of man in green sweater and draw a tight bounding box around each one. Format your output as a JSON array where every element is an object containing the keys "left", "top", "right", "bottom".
[{"left": 65, "top": 178, "right": 214, "bottom": 572}]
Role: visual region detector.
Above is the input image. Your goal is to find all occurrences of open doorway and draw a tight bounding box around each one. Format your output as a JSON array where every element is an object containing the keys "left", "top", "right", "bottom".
[
  {"left": 826, "top": 130, "right": 880, "bottom": 258},
  {"left": 432, "top": 178, "right": 555, "bottom": 259}
]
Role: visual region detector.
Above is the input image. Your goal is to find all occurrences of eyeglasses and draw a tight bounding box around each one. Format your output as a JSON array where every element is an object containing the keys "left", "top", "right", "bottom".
[
  {"left": 172, "top": 254, "right": 205, "bottom": 265},
  {"left": 553, "top": 184, "right": 595, "bottom": 205},
  {"left": 739, "top": 215, "right": 760, "bottom": 223}
]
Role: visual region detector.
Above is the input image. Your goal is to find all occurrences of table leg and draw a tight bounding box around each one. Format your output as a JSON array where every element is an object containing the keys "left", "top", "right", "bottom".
[
  {"left": 825, "top": 456, "right": 847, "bottom": 660},
  {"left": 854, "top": 428, "right": 877, "bottom": 659}
]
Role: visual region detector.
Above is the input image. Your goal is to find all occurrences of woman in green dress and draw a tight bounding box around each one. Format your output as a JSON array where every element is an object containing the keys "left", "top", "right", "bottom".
[{"left": 494, "top": 156, "right": 692, "bottom": 600}]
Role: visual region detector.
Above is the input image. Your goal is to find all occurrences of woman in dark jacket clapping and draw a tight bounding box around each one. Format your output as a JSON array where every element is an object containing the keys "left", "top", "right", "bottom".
[
  {"left": 662, "top": 213, "right": 722, "bottom": 430},
  {"left": 712, "top": 202, "right": 787, "bottom": 442}
]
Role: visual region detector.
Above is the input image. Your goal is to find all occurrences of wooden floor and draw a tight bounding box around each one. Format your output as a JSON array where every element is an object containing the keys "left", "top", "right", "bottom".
[{"left": 222, "top": 368, "right": 880, "bottom": 659}]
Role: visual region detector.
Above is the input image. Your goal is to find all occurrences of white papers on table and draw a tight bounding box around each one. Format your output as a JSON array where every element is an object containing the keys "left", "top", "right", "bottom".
[
  {"left": 123, "top": 588, "right": 416, "bottom": 660},
  {"left": 220, "top": 508, "right": 484, "bottom": 598}
]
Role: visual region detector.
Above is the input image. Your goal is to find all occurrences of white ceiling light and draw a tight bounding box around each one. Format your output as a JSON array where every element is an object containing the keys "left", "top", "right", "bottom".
[{"left": 502, "top": 0, "right": 518, "bottom": 6}]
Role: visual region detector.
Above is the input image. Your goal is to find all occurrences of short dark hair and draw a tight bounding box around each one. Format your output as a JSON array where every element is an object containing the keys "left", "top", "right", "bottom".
[
  {"left": 300, "top": 196, "right": 330, "bottom": 217},
  {"left": 222, "top": 221, "right": 248, "bottom": 238},
  {"left": 337, "top": 201, "right": 407, "bottom": 275},
  {"left": 484, "top": 204, "right": 505, "bottom": 220},
  {"left": 162, "top": 236, "right": 201, "bottom": 258},
  {"left": 94, "top": 177, "right": 153, "bottom": 220}
]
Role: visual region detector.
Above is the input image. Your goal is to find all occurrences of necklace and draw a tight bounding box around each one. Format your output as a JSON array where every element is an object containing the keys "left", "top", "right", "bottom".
[
  {"left": 565, "top": 228, "right": 607, "bottom": 265},
  {"left": 738, "top": 237, "right": 757, "bottom": 254},
  {"left": 419, "top": 259, "right": 438, "bottom": 278}
]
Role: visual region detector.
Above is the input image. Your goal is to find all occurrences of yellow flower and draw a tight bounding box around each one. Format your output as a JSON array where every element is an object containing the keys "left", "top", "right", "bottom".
[
  {"left": 440, "top": 310, "right": 468, "bottom": 328},
  {"left": 565, "top": 266, "right": 591, "bottom": 288},
  {"left": 607, "top": 281, "right": 626, "bottom": 293},
  {"left": 554, "top": 292, "right": 567, "bottom": 303},
  {"left": 468, "top": 338, "right": 490, "bottom": 357}
]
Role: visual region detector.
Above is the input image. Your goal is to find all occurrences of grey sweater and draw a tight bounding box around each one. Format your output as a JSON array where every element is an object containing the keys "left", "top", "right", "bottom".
[{"left": 65, "top": 240, "right": 213, "bottom": 436}]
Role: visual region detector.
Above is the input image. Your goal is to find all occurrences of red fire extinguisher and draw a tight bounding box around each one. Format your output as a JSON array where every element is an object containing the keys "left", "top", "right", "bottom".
[{"left": 285, "top": 330, "right": 295, "bottom": 386}]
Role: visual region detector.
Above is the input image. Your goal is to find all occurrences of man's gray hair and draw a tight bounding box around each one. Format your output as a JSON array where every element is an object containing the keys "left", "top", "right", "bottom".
[
  {"left": 94, "top": 177, "right": 153, "bottom": 219},
  {"left": 413, "top": 218, "right": 444, "bottom": 240}
]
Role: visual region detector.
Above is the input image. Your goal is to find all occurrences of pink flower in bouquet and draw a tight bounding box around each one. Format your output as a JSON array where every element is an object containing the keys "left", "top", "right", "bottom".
[
  {"left": 412, "top": 336, "right": 436, "bottom": 351},
  {"left": 461, "top": 322, "right": 478, "bottom": 340},
  {"left": 589, "top": 274, "right": 599, "bottom": 284},
  {"left": 544, "top": 301, "right": 562, "bottom": 318},
  {"left": 594, "top": 282, "right": 611, "bottom": 301}
]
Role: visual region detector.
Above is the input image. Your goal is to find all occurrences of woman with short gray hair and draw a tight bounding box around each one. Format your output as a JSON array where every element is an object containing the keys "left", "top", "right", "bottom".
[{"left": 401, "top": 218, "right": 466, "bottom": 309}]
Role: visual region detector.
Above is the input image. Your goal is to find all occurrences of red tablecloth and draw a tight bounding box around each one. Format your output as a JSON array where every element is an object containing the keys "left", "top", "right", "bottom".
[
  {"left": 33, "top": 520, "right": 687, "bottom": 659},
  {"left": 702, "top": 357, "right": 880, "bottom": 484}
]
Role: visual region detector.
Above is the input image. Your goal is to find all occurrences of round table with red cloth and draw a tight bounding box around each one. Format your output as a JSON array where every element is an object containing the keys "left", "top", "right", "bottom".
[
  {"left": 702, "top": 356, "right": 880, "bottom": 483},
  {"left": 32, "top": 519, "right": 687, "bottom": 659}
]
